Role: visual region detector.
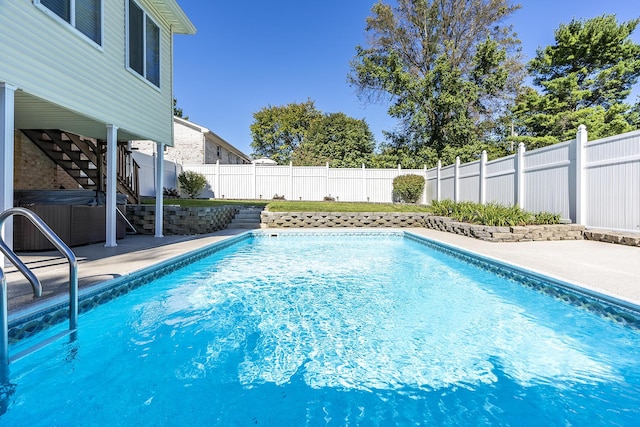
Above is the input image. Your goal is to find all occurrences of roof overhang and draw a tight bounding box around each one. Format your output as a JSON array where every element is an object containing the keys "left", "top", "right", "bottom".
[
  {"left": 14, "top": 90, "right": 146, "bottom": 141},
  {"left": 149, "top": 0, "right": 196, "bottom": 35}
]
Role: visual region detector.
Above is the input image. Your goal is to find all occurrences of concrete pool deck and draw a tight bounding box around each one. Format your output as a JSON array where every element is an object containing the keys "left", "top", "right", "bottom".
[{"left": 3, "top": 227, "right": 640, "bottom": 318}]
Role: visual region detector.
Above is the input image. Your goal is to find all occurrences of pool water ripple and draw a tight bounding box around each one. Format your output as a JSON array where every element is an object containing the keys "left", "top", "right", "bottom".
[{"left": 2, "top": 233, "right": 640, "bottom": 426}]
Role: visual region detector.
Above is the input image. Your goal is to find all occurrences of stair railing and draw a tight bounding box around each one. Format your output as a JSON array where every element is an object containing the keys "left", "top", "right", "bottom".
[{"left": 0, "top": 207, "right": 78, "bottom": 366}]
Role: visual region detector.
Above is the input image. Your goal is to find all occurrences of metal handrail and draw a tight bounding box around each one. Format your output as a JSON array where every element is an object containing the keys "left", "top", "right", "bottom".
[{"left": 0, "top": 207, "right": 78, "bottom": 365}]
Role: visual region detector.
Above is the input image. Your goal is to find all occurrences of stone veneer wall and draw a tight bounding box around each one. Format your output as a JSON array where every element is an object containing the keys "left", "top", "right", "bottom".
[
  {"left": 126, "top": 205, "right": 237, "bottom": 235},
  {"left": 261, "top": 211, "right": 585, "bottom": 242},
  {"left": 583, "top": 230, "right": 640, "bottom": 247}
]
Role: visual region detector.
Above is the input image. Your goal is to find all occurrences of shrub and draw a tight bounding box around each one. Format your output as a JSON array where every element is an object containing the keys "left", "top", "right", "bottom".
[
  {"left": 272, "top": 194, "right": 285, "bottom": 200},
  {"left": 392, "top": 174, "right": 425, "bottom": 203},
  {"left": 177, "top": 171, "right": 207, "bottom": 199},
  {"left": 163, "top": 187, "right": 180, "bottom": 198},
  {"left": 533, "top": 211, "right": 561, "bottom": 225},
  {"left": 323, "top": 195, "right": 336, "bottom": 201}
]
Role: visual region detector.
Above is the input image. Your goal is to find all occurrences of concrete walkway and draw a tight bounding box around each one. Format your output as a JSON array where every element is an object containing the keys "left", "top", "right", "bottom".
[{"left": 4, "top": 228, "right": 640, "bottom": 318}]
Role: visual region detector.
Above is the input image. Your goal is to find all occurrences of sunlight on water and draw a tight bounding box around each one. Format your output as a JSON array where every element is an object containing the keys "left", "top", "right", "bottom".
[{"left": 3, "top": 234, "right": 640, "bottom": 426}]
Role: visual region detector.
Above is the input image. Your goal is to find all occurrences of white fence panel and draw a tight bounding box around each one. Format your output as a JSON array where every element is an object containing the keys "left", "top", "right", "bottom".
[
  {"left": 440, "top": 165, "right": 456, "bottom": 200},
  {"left": 522, "top": 140, "right": 574, "bottom": 219},
  {"left": 293, "top": 166, "right": 328, "bottom": 201},
  {"left": 133, "top": 152, "right": 182, "bottom": 197},
  {"left": 485, "top": 155, "right": 515, "bottom": 205},
  {"left": 584, "top": 130, "right": 640, "bottom": 232},
  {"left": 256, "top": 165, "right": 290, "bottom": 200},
  {"left": 425, "top": 168, "right": 438, "bottom": 203},
  {"left": 328, "top": 168, "right": 364, "bottom": 202},
  {"left": 458, "top": 160, "right": 481, "bottom": 203}
]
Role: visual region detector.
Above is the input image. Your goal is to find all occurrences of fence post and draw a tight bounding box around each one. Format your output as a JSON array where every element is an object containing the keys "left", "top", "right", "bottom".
[
  {"left": 326, "top": 162, "right": 330, "bottom": 198},
  {"left": 516, "top": 142, "right": 525, "bottom": 208},
  {"left": 252, "top": 161, "right": 257, "bottom": 199},
  {"left": 423, "top": 165, "right": 428, "bottom": 204},
  {"left": 289, "top": 161, "right": 293, "bottom": 201},
  {"left": 480, "top": 150, "right": 487, "bottom": 204},
  {"left": 454, "top": 157, "right": 460, "bottom": 202},
  {"left": 575, "top": 124, "right": 588, "bottom": 225},
  {"left": 215, "top": 159, "right": 220, "bottom": 199},
  {"left": 362, "top": 164, "right": 367, "bottom": 202},
  {"left": 436, "top": 160, "right": 442, "bottom": 202}
]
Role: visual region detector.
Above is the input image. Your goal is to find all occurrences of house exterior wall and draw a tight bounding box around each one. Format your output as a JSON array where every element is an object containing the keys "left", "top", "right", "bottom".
[
  {"left": 0, "top": 0, "right": 176, "bottom": 144},
  {"left": 131, "top": 118, "right": 251, "bottom": 165},
  {"left": 13, "top": 131, "right": 79, "bottom": 190}
]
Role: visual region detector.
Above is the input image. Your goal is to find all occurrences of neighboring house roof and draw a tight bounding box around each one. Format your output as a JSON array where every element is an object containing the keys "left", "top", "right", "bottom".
[
  {"left": 174, "top": 116, "right": 251, "bottom": 163},
  {"left": 252, "top": 158, "right": 278, "bottom": 165}
]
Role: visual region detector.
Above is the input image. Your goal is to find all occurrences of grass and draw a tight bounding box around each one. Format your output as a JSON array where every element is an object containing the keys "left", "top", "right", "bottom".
[
  {"left": 144, "top": 198, "right": 560, "bottom": 225},
  {"left": 143, "top": 198, "right": 269, "bottom": 208},
  {"left": 144, "top": 198, "right": 431, "bottom": 212},
  {"left": 267, "top": 201, "right": 432, "bottom": 212}
]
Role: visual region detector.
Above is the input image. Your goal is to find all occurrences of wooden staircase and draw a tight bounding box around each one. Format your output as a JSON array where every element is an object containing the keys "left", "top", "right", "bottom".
[{"left": 21, "top": 129, "right": 140, "bottom": 204}]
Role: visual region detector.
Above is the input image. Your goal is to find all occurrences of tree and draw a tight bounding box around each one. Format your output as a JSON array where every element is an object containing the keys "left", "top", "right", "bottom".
[
  {"left": 173, "top": 98, "right": 188, "bottom": 120},
  {"left": 292, "top": 113, "right": 375, "bottom": 167},
  {"left": 349, "top": 0, "right": 522, "bottom": 157},
  {"left": 512, "top": 15, "right": 640, "bottom": 147},
  {"left": 250, "top": 100, "right": 322, "bottom": 164}
]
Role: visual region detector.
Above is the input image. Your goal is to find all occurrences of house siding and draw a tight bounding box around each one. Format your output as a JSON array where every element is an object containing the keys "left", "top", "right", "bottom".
[{"left": 0, "top": 0, "right": 174, "bottom": 144}]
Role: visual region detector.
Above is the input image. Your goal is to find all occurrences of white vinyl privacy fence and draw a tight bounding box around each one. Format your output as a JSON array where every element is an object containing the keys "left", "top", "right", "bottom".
[{"left": 183, "top": 126, "right": 640, "bottom": 233}]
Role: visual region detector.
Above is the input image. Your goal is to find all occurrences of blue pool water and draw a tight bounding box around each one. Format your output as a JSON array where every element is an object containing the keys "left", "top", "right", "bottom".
[{"left": 2, "top": 232, "right": 640, "bottom": 426}]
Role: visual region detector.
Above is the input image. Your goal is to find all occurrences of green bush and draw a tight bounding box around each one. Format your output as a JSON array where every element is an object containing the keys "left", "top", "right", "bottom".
[
  {"left": 392, "top": 174, "right": 425, "bottom": 203},
  {"left": 177, "top": 171, "right": 208, "bottom": 199}
]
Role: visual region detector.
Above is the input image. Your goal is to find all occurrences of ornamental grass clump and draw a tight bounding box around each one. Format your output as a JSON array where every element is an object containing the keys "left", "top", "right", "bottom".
[
  {"left": 430, "top": 200, "right": 560, "bottom": 226},
  {"left": 393, "top": 174, "right": 425, "bottom": 203}
]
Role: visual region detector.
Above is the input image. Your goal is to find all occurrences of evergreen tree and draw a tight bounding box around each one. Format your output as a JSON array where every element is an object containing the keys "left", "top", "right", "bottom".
[{"left": 512, "top": 15, "right": 640, "bottom": 147}]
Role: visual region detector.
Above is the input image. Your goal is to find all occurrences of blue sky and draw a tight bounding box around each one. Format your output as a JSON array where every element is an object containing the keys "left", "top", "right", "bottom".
[{"left": 173, "top": 1, "right": 640, "bottom": 158}]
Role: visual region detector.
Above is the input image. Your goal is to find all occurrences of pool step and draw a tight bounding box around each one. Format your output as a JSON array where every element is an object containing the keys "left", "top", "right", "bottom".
[{"left": 229, "top": 207, "right": 264, "bottom": 229}]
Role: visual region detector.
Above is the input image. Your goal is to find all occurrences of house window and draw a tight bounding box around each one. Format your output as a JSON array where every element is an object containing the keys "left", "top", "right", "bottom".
[
  {"left": 127, "top": 0, "right": 160, "bottom": 87},
  {"left": 37, "top": 0, "right": 102, "bottom": 45}
]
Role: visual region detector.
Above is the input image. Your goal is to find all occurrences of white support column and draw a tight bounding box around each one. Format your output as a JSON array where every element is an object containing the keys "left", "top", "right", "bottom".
[
  {"left": 575, "top": 124, "right": 588, "bottom": 225},
  {"left": 454, "top": 157, "right": 460, "bottom": 202},
  {"left": 480, "top": 150, "right": 487, "bottom": 205},
  {"left": 0, "top": 83, "right": 16, "bottom": 266},
  {"left": 105, "top": 125, "right": 118, "bottom": 247},
  {"left": 515, "top": 142, "right": 525, "bottom": 208},
  {"left": 436, "top": 160, "right": 442, "bottom": 202},
  {"left": 155, "top": 142, "right": 164, "bottom": 238}
]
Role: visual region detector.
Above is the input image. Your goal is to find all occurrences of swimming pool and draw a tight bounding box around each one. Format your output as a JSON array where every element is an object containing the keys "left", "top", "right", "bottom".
[{"left": 2, "top": 230, "right": 640, "bottom": 425}]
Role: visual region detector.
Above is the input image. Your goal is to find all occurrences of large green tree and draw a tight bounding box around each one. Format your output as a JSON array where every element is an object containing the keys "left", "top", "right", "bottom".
[
  {"left": 292, "top": 113, "right": 375, "bottom": 167},
  {"left": 512, "top": 15, "right": 640, "bottom": 148},
  {"left": 250, "top": 100, "right": 322, "bottom": 164},
  {"left": 349, "top": 0, "right": 522, "bottom": 163}
]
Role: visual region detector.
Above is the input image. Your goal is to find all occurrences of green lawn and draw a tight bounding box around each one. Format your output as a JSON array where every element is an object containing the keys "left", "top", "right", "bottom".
[{"left": 145, "top": 198, "right": 431, "bottom": 212}]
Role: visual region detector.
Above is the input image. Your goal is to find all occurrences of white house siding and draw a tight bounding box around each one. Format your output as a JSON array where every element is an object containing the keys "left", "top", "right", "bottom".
[{"left": 0, "top": 0, "right": 175, "bottom": 144}]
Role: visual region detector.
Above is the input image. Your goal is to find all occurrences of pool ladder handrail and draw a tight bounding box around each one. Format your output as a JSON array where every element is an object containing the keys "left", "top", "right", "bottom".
[{"left": 0, "top": 207, "right": 78, "bottom": 366}]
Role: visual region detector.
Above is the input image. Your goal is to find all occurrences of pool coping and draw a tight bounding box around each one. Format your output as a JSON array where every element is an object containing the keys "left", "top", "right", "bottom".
[{"left": 8, "top": 229, "right": 640, "bottom": 345}]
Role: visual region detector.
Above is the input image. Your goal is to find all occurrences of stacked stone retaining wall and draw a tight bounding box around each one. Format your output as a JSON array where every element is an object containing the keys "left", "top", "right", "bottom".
[
  {"left": 126, "top": 205, "right": 237, "bottom": 235},
  {"left": 261, "top": 211, "right": 585, "bottom": 242},
  {"left": 583, "top": 229, "right": 640, "bottom": 247}
]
